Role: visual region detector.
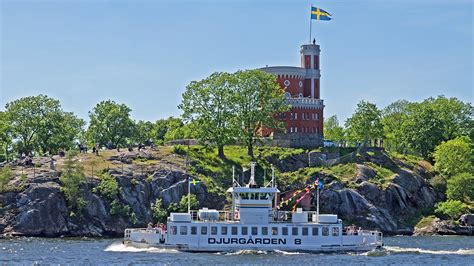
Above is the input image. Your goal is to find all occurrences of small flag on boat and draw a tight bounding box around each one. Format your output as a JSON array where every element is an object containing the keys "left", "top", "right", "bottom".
[{"left": 190, "top": 178, "right": 200, "bottom": 186}]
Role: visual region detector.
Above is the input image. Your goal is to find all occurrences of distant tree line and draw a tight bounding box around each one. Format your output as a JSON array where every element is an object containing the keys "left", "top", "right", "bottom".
[
  {"left": 0, "top": 95, "right": 195, "bottom": 162},
  {"left": 324, "top": 96, "right": 473, "bottom": 159},
  {"left": 0, "top": 69, "right": 288, "bottom": 161}
]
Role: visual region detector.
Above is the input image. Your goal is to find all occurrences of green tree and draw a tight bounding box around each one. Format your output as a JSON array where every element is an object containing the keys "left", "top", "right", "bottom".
[
  {"left": 323, "top": 115, "right": 344, "bottom": 143},
  {"left": 447, "top": 173, "right": 474, "bottom": 202},
  {"left": 133, "top": 120, "right": 155, "bottom": 144},
  {"left": 435, "top": 199, "right": 469, "bottom": 220},
  {"left": 163, "top": 120, "right": 196, "bottom": 142},
  {"left": 179, "top": 72, "right": 237, "bottom": 158},
  {"left": 5, "top": 95, "right": 82, "bottom": 155},
  {"left": 60, "top": 152, "right": 86, "bottom": 211},
  {"left": 87, "top": 100, "right": 135, "bottom": 148},
  {"left": 0, "top": 111, "right": 13, "bottom": 162},
  {"left": 381, "top": 100, "right": 411, "bottom": 152},
  {"left": 178, "top": 194, "right": 199, "bottom": 212},
  {"left": 37, "top": 111, "right": 85, "bottom": 155},
  {"left": 433, "top": 136, "right": 473, "bottom": 178},
  {"left": 151, "top": 198, "right": 168, "bottom": 223},
  {"left": 0, "top": 166, "right": 12, "bottom": 192},
  {"left": 345, "top": 100, "right": 383, "bottom": 145},
  {"left": 400, "top": 96, "right": 472, "bottom": 159},
  {"left": 232, "top": 70, "right": 288, "bottom": 157}
]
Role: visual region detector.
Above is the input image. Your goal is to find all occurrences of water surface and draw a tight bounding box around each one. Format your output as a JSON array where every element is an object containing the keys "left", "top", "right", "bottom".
[{"left": 1, "top": 236, "right": 473, "bottom": 265}]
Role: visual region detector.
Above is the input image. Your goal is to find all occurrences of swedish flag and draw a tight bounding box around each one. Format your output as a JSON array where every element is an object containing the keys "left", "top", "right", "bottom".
[{"left": 311, "top": 6, "right": 332, "bottom": 21}]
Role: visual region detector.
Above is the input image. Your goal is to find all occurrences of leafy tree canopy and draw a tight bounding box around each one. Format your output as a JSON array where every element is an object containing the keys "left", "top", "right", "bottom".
[
  {"left": 446, "top": 172, "right": 474, "bottom": 202},
  {"left": 323, "top": 115, "right": 344, "bottom": 143},
  {"left": 434, "top": 136, "right": 473, "bottom": 178},
  {"left": 345, "top": 100, "right": 383, "bottom": 144},
  {"left": 86, "top": 100, "right": 135, "bottom": 148}
]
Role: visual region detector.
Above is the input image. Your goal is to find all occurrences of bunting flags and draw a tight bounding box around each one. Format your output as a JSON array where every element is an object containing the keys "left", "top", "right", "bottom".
[{"left": 279, "top": 177, "right": 325, "bottom": 209}]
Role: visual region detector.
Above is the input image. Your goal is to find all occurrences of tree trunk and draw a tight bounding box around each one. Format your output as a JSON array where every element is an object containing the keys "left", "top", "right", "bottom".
[
  {"left": 217, "top": 145, "right": 225, "bottom": 159},
  {"left": 247, "top": 143, "right": 254, "bottom": 158}
]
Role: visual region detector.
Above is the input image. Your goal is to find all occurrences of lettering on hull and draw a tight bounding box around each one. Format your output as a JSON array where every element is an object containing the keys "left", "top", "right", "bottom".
[{"left": 208, "top": 238, "right": 289, "bottom": 245}]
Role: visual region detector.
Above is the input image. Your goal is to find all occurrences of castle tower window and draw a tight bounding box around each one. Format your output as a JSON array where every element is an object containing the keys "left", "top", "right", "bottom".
[
  {"left": 295, "top": 113, "right": 298, "bottom": 119},
  {"left": 295, "top": 127, "right": 298, "bottom": 133},
  {"left": 284, "top": 80, "right": 290, "bottom": 86}
]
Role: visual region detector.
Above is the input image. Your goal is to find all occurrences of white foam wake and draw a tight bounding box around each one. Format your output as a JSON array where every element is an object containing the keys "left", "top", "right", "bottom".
[
  {"left": 104, "top": 242, "right": 179, "bottom": 253},
  {"left": 384, "top": 246, "right": 474, "bottom": 255}
]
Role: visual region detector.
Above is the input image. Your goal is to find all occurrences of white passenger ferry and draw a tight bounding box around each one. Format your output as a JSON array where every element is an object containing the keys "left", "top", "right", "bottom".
[{"left": 124, "top": 163, "right": 383, "bottom": 252}]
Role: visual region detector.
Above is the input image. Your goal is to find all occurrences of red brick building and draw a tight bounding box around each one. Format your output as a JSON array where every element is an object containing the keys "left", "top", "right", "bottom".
[{"left": 261, "top": 43, "right": 324, "bottom": 146}]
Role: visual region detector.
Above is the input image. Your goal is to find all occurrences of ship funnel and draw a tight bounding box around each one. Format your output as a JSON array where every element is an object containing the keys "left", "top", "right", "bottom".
[{"left": 248, "top": 162, "right": 258, "bottom": 188}]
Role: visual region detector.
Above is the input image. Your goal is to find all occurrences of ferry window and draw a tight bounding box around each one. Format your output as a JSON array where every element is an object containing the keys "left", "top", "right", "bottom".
[
  {"left": 191, "top": 226, "right": 197, "bottom": 235},
  {"left": 262, "top": 227, "right": 268, "bottom": 235},
  {"left": 259, "top": 193, "right": 266, "bottom": 200},
  {"left": 221, "top": 226, "right": 228, "bottom": 235},
  {"left": 332, "top": 227, "right": 339, "bottom": 236},
  {"left": 292, "top": 227, "right": 298, "bottom": 236},
  {"left": 201, "top": 226, "right": 207, "bottom": 235},
  {"left": 252, "top": 227, "right": 258, "bottom": 236},
  {"left": 240, "top": 193, "right": 249, "bottom": 200},
  {"left": 241, "top": 227, "right": 248, "bottom": 235},
  {"left": 231, "top": 226, "right": 238, "bottom": 235},
  {"left": 282, "top": 227, "right": 288, "bottom": 236},
  {"left": 312, "top": 227, "right": 319, "bottom": 236},
  {"left": 170, "top": 226, "right": 177, "bottom": 235},
  {"left": 302, "top": 227, "right": 308, "bottom": 236},
  {"left": 180, "top": 226, "right": 187, "bottom": 235},
  {"left": 322, "top": 227, "right": 329, "bottom": 236},
  {"left": 211, "top": 226, "right": 218, "bottom": 235},
  {"left": 250, "top": 193, "right": 257, "bottom": 200},
  {"left": 272, "top": 227, "right": 278, "bottom": 235}
]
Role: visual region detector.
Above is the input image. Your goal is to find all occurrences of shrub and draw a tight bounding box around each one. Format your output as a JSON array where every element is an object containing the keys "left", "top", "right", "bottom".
[
  {"left": 447, "top": 172, "right": 474, "bottom": 202},
  {"left": 430, "top": 175, "right": 447, "bottom": 194},
  {"left": 151, "top": 198, "right": 168, "bottom": 223},
  {"left": 435, "top": 200, "right": 469, "bottom": 220},
  {"left": 60, "top": 152, "right": 86, "bottom": 211},
  {"left": 93, "top": 172, "right": 119, "bottom": 199},
  {"left": 172, "top": 145, "right": 186, "bottom": 155},
  {"left": 110, "top": 199, "right": 131, "bottom": 216},
  {"left": 415, "top": 215, "right": 436, "bottom": 229},
  {"left": 0, "top": 166, "right": 12, "bottom": 192},
  {"left": 433, "top": 137, "right": 473, "bottom": 178}
]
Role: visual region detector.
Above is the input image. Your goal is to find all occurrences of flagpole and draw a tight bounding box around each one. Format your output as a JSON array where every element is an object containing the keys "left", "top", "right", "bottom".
[
  {"left": 309, "top": 4, "right": 312, "bottom": 43},
  {"left": 316, "top": 184, "right": 320, "bottom": 223},
  {"left": 186, "top": 155, "right": 190, "bottom": 214}
]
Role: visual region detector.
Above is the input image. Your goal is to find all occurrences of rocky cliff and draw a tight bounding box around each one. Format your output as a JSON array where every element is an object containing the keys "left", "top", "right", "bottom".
[{"left": 0, "top": 146, "right": 442, "bottom": 237}]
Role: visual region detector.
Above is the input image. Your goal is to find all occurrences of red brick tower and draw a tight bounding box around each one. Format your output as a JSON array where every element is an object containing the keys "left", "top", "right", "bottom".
[{"left": 261, "top": 42, "right": 324, "bottom": 147}]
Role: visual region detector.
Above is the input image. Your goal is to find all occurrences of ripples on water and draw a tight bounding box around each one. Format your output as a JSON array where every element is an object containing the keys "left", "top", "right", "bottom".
[{"left": 1, "top": 236, "right": 473, "bottom": 264}]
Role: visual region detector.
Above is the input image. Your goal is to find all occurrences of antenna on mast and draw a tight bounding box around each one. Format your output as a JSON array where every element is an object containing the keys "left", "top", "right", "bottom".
[{"left": 248, "top": 162, "right": 257, "bottom": 188}]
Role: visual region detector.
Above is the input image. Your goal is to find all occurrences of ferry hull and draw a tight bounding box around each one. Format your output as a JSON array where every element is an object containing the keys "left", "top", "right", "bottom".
[{"left": 123, "top": 240, "right": 382, "bottom": 253}]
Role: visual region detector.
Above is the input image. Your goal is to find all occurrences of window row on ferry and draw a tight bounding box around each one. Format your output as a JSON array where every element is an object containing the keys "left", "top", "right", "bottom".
[{"left": 170, "top": 225, "right": 340, "bottom": 237}]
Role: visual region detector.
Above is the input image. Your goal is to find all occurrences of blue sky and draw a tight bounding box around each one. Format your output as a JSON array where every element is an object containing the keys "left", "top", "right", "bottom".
[{"left": 1, "top": 0, "right": 472, "bottom": 124}]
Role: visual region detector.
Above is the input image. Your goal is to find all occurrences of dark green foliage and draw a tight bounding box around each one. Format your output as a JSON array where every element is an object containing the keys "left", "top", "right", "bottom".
[
  {"left": 93, "top": 172, "right": 119, "bottom": 199},
  {"left": 86, "top": 100, "right": 135, "bottom": 148},
  {"left": 172, "top": 145, "right": 186, "bottom": 155},
  {"left": 0, "top": 166, "right": 12, "bottom": 192},
  {"left": 345, "top": 101, "right": 382, "bottom": 145},
  {"left": 110, "top": 199, "right": 131, "bottom": 217},
  {"left": 446, "top": 173, "right": 474, "bottom": 202},
  {"left": 151, "top": 198, "right": 168, "bottom": 223},
  {"left": 60, "top": 152, "right": 86, "bottom": 211},
  {"left": 435, "top": 200, "right": 469, "bottom": 220}
]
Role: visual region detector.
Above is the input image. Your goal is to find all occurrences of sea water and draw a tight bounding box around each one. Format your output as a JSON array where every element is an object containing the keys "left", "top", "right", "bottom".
[{"left": 1, "top": 236, "right": 473, "bottom": 265}]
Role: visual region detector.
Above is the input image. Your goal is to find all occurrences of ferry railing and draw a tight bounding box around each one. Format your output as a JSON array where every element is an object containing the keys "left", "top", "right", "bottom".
[{"left": 272, "top": 210, "right": 335, "bottom": 223}]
